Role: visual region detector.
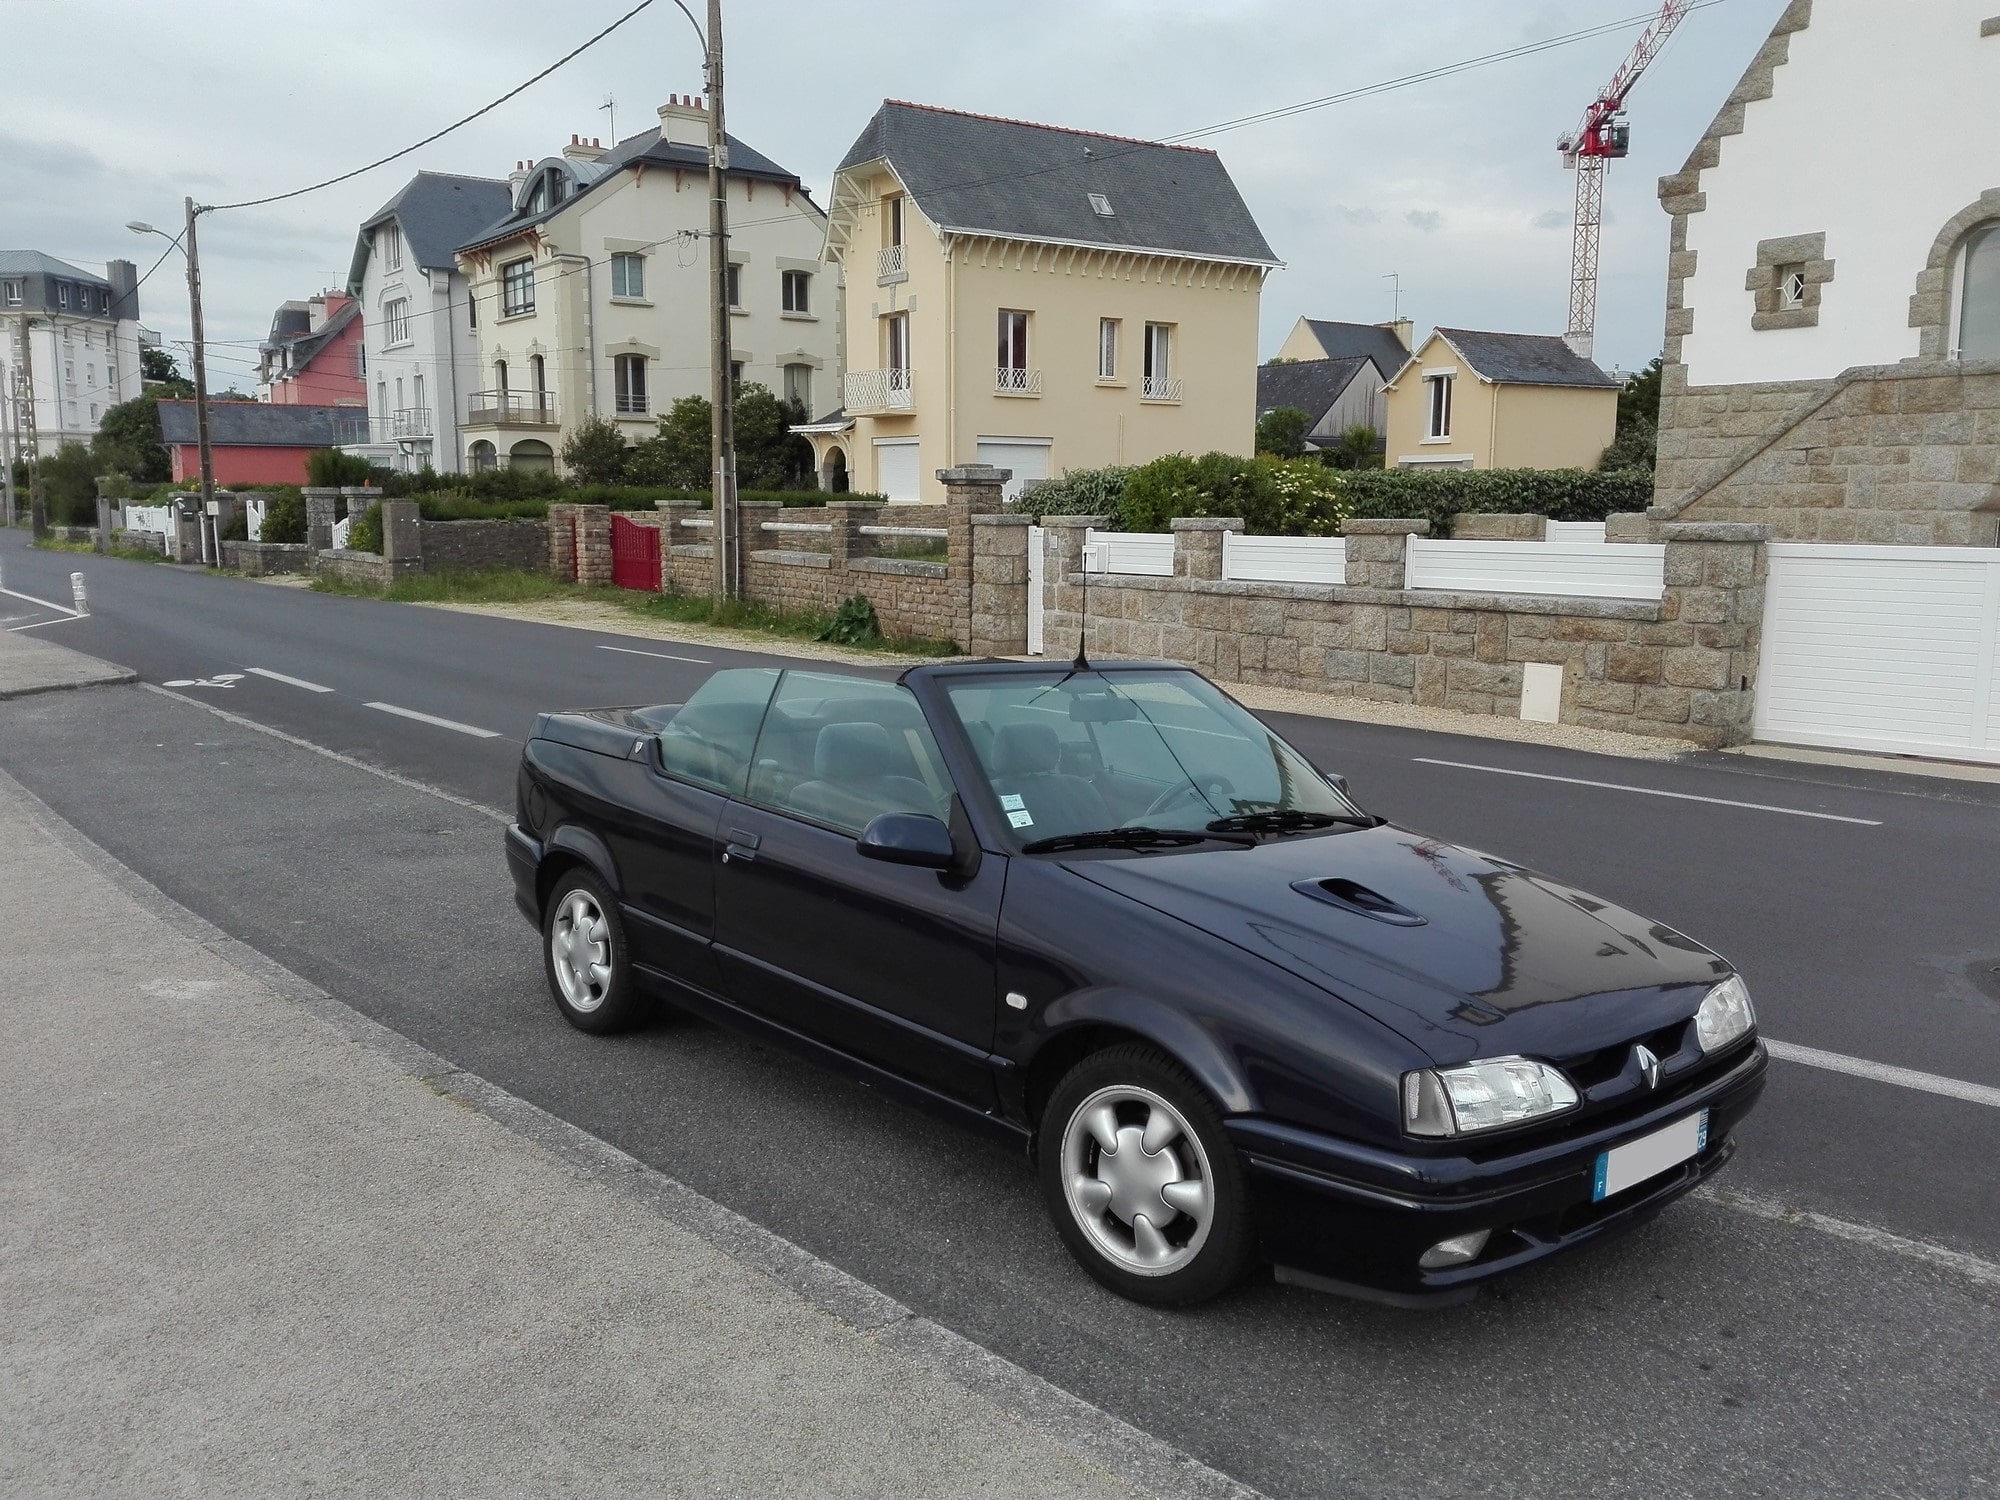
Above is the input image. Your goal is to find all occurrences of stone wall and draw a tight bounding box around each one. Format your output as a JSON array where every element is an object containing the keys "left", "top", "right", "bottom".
[
  {"left": 415, "top": 518, "right": 552, "bottom": 572},
  {"left": 313, "top": 549, "right": 417, "bottom": 589},
  {"left": 222, "top": 540, "right": 309, "bottom": 576},
  {"left": 1656, "top": 361, "right": 2000, "bottom": 546},
  {"left": 1040, "top": 515, "right": 1768, "bottom": 748}
]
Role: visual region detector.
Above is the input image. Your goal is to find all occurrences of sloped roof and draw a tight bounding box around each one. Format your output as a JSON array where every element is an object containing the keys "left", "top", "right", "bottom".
[
  {"left": 1421, "top": 328, "right": 1621, "bottom": 389},
  {"left": 1256, "top": 357, "right": 1373, "bottom": 419},
  {"left": 1296, "top": 319, "right": 1409, "bottom": 377},
  {"left": 834, "top": 101, "right": 1277, "bottom": 264},
  {"left": 261, "top": 298, "right": 360, "bottom": 378},
  {"left": 156, "top": 401, "right": 360, "bottom": 448},
  {"left": 0, "top": 250, "right": 112, "bottom": 286},
  {"left": 353, "top": 172, "right": 512, "bottom": 285}
]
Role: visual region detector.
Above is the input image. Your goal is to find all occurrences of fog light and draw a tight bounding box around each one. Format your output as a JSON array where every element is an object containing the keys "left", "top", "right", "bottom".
[{"left": 1419, "top": 1230, "right": 1490, "bottom": 1270}]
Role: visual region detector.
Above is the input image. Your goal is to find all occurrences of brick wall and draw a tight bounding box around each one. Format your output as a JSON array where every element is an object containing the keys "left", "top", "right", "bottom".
[{"left": 1040, "top": 515, "right": 1768, "bottom": 748}]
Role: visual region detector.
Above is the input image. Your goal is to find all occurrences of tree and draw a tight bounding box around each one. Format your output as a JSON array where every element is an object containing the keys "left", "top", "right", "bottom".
[
  {"left": 625, "top": 395, "right": 712, "bottom": 488},
  {"left": 560, "top": 416, "right": 630, "bottom": 484},
  {"left": 140, "top": 346, "right": 195, "bottom": 397},
  {"left": 91, "top": 395, "right": 172, "bottom": 483},
  {"left": 1617, "top": 355, "right": 1663, "bottom": 431},
  {"left": 1325, "top": 425, "right": 1383, "bottom": 470},
  {"left": 733, "top": 383, "right": 814, "bottom": 490},
  {"left": 1255, "top": 405, "right": 1311, "bottom": 459},
  {"left": 40, "top": 443, "right": 101, "bottom": 526}
]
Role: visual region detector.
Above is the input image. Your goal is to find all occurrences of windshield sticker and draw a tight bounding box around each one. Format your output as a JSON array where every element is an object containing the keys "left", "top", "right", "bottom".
[
  {"left": 1008, "top": 810, "right": 1035, "bottom": 828},
  {"left": 1000, "top": 794, "right": 1025, "bottom": 810}
]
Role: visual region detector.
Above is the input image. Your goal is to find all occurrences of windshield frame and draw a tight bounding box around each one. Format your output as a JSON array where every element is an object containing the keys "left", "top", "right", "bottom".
[{"left": 920, "top": 663, "right": 1365, "bottom": 856}]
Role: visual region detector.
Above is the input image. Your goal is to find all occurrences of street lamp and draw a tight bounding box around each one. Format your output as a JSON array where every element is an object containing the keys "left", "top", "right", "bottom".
[{"left": 129, "top": 200, "right": 215, "bottom": 520}]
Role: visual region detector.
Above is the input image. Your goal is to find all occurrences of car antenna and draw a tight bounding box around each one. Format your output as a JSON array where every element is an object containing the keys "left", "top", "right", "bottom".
[{"left": 1073, "top": 548, "right": 1091, "bottom": 669}]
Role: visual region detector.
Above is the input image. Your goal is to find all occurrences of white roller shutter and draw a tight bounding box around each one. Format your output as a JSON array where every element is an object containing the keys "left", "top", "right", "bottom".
[
  {"left": 975, "top": 438, "right": 1051, "bottom": 502},
  {"left": 873, "top": 439, "right": 921, "bottom": 501}
]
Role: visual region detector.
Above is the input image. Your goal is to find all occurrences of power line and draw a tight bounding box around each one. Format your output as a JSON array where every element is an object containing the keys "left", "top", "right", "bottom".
[{"left": 205, "top": 0, "right": 658, "bottom": 213}]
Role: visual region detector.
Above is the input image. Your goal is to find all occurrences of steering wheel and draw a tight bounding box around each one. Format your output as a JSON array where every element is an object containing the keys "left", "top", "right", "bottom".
[{"left": 1138, "top": 775, "right": 1235, "bottom": 822}]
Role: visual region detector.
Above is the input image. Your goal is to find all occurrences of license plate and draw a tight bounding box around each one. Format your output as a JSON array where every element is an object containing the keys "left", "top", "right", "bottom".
[{"left": 1592, "top": 1109, "right": 1709, "bottom": 1201}]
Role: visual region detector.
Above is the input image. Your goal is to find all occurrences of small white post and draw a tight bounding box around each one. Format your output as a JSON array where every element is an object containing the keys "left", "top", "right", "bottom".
[{"left": 70, "top": 571, "right": 88, "bottom": 615}]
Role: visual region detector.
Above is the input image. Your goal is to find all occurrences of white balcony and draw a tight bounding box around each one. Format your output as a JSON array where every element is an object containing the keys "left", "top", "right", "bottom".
[
  {"left": 877, "top": 244, "right": 907, "bottom": 282},
  {"left": 382, "top": 407, "right": 433, "bottom": 439},
  {"left": 1141, "top": 375, "right": 1184, "bottom": 403},
  {"left": 844, "top": 367, "right": 914, "bottom": 414},
  {"left": 466, "top": 390, "right": 558, "bottom": 426},
  {"left": 994, "top": 366, "right": 1042, "bottom": 397}
]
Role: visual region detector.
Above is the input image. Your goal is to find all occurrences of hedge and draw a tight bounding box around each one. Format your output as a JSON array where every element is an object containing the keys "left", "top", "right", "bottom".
[{"left": 402, "top": 487, "right": 883, "bottom": 521}]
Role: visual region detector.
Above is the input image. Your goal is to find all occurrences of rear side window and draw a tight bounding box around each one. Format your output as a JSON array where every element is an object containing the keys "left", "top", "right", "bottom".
[
  {"left": 655, "top": 668, "right": 778, "bottom": 796},
  {"left": 745, "top": 670, "right": 951, "bottom": 835}
]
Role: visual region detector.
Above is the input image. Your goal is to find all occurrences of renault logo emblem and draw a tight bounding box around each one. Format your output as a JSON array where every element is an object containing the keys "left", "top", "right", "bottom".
[{"left": 1634, "top": 1044, "right": 1661, "bottom": 1090}]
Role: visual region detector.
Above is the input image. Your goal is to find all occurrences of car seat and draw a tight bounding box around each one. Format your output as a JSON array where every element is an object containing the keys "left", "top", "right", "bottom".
[
  {"left": 989, "top": 721, "right": 1111, "bottom": 837},
  {"left": 786, "top": 721, "right": 938, "bottom": 832}
]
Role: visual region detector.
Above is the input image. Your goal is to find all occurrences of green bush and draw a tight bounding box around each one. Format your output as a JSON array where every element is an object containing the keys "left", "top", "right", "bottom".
[
  {"left": 1254, "top": 406, "right": 1311, "bottom": 458},
  {"left": 260, "top": 488, "right": 308, "bottom": 544},
  {"left": 1009, "top": 466, "right": 1134, "bottom": 523},
  {"left": 816, "top": 593, "right": 883, "bottom": 646},
  {"left": 219, "top": 508, "right": 249, "bottom": 543},
  {"left": 305, "top": 449, "right": 374, "bottom": 487},
  {"left": 561, "top": 417, "right": 631, "bottom": 484},
  {"left": 1335, "top": 467, "right": 1654, "bottom": 531},
  {"left": 346, "top": 500, "right": 384, "bottom": 554}
]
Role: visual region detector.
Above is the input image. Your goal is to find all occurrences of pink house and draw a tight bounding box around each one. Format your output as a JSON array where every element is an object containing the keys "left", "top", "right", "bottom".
[
  {"left": 157, "top": 400, "right": 364, "bottom": 486},
  {"left": 258, "top": 291, "right": 366, "bottom": 408}
]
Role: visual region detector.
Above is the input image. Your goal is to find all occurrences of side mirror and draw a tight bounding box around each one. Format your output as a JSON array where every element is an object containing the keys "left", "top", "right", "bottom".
[{"left": 856, "top": 812, "right": 957, "bottom": 870}]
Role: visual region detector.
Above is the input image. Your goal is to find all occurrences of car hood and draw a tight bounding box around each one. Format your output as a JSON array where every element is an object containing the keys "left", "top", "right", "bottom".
[{"left": 1063, "top": 825, "right": 1734, "bottom": 1064}]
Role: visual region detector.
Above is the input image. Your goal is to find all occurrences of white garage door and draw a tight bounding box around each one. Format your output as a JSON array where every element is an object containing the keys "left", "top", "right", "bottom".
[
  {"left": 874, "top": 439, "right": 921, "bottom": 501},
  {"left": 975, "top": 438, "right": 1050, "bottom": 503},
  {"left": 1756, "top": 543, "right": 2000, "bottom": 764}
]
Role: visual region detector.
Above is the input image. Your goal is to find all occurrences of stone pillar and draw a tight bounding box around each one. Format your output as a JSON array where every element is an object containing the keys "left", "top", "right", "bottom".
[
  {"left": 380, "top": 500, "right": 422, "bottom": 565},
  {"left": 1450, "top": 512, "right": 1546, "bottom": 541},
  {"left": 339, "top": 485, "right": 382, "bottom": 522},
  {"left": 1604, "top": 512, "right": 1656, "bottom": 543},
  {"left": 736, "top": 500, "right": 783, "bottom": 561},
  {"left": 209, "top": 490, "right": 239, "bottom": 552},
  {"left": 1172, "top": 516, "right": 1241, "bottom": 580},
  {"left": 1342, "top": 518, "right": 1429, "bottom": 589},
  {"left": 970, "top": 514, "right": 1032, "bottom": 656},
  {"left": 1039, "top": 514, "right": 1110, "bottom": 657},
  {"left": 95, "top": 497, "right": 112, "bottom": 553},
  {"left": 938, "top": 464, "right": 1009, "bottom": 652},
  {"left": 573, "top": 504, "right": 612, "bottom": 588},
  {"left": 303, "top": 487, "right": 341, "bottom": 551},
  {"left": 1657, "top": 521, "right": 1768, "bottom": 746},
  {"left": 548, "top": 504, "right": 579, "bottom": 580},
  {"left": 829, "top": 500, "right": 882, "bottom": 572}
]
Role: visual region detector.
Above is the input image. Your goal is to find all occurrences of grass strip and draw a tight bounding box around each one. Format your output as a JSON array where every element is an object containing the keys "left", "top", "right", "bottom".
[{"left": 33, "top": 536, "right": 172, "bottom": 564}]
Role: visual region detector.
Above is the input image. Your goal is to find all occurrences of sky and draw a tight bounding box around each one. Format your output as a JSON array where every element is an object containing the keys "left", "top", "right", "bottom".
[{"left": 3, "top": 0, "right": 1790, "bottom": 393}]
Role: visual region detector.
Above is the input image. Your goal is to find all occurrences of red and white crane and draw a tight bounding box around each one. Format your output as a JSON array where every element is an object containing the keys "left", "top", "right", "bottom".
[{"left": 1558, "top": 0, "right": 1697, "bottom": 360}]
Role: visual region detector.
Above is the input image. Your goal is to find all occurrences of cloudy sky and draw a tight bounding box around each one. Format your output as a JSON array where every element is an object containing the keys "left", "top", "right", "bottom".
[{"left": 5, "top": 0, "right": 1788, "bottom": 391}]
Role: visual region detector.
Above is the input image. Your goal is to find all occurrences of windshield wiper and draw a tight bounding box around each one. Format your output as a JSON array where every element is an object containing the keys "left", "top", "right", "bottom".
[
  {"left": 1021, "top": 825, "right": 1256, "bottom": 854},
  {"left": 1205, "top": 810, "right": 1381, "bottom": 836}
]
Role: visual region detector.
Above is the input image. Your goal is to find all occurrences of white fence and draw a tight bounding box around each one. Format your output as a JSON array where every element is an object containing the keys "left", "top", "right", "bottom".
[
  {"left": 122, "top": 504, "right": 173, "bottom": 536},
  {"left": 1222, "top": 533, "right": 1346, "bottom": 585},
  {"left": 244, "top": 497, "right": 267, "bottom": 543},
  {"left": 1545, "top": 521, "right": 1607, "bottom": 543},
  {"left": 1084, "top": 528, "right": 1174, "bottom": 577},
  {"left": 331, "top": 516, "right": 351, "bottom": 550},
  {"left": 1405, "top": 537, "right": 1665, "bottom": 601}
]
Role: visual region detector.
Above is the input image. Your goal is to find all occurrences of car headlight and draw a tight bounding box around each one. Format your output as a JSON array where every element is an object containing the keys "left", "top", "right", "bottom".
[
  {"left": 1402, "top": 1057, "right": 1580, "bottom": 1138},
  {"left": 1695, "top": 974, "right": 1755, "bottom": 1054}
]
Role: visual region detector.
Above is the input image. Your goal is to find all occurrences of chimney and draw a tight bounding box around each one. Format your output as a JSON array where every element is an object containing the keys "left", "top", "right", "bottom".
[
  {"left": 563, "top": 132, "right": 606, "bottom": 165},
  {"left": 306, "top": 293, "right": 328, "bottom": 333},
  {"left": 1382, "top": 317, "right": 1414, "bottom": 350},
  {"left": 508, "top": 158, "right": 531, "bottom": 199},
  {"left": 104, "top": 258, "right": 139, "bottom": 323},
  {"left": 657, "top": 91, "right": 708, "bottom": 148}
]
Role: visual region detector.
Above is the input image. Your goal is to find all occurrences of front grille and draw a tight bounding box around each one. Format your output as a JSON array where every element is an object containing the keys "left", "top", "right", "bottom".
[{"left": 1561, "top": 1019, "right": 1692, "bottom": 1091}]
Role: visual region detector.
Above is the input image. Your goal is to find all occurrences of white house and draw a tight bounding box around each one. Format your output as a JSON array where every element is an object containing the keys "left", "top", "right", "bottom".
[
  {"left": 1, "top": 251, "right": 151, "bottom": 456},
  {"left": 343, "top": 172, "right": 513, "bottom": 473},
  {"left": 1653, "top": 0, "right": 2000, "bottom": 544},
  {"left": 452, "top": 96, "right": 838, "bottom": 474}
]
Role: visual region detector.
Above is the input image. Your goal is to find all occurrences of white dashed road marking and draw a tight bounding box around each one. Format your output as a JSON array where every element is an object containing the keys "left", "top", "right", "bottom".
[
  {"left": 1412, "top": 757, "right": 1883, "bottom": 825},
  {"left": 594, "top": 644, "right": 712, "bottom": 664},
  {"left": 1766, "top": 1038, "right": 2000, "bottom": 1109},
  {"left": 364, "top": 702, "right": 502, "bottom": 739},
  {"left": 246, "top": 666, "right": 335, "bottom": 693}
]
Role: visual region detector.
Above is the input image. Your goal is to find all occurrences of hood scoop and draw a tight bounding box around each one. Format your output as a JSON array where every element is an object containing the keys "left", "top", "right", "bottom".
[{"left": 1293, "top": 877, "right": 1427, "bottom": 927}]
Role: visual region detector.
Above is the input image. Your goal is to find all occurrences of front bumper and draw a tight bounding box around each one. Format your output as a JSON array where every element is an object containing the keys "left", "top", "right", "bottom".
[
  {"left": 505, "top": 824, "right": 544, "bottom": 927},
  {"left": 1228, "top": 1039, "right": 1768, "bottom": 1305}
]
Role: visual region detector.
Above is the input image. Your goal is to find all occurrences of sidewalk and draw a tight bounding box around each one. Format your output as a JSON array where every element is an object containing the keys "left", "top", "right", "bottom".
[{"left": 0, "top": 726, "right": 1217, "bottom": 1495}]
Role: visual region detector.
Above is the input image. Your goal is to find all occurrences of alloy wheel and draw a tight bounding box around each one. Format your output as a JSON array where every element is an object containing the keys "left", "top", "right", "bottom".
[
  {"left": 1059, "top": 1084, "right": 1215, "bottom": 1276},
  {"left": 550, "top": 889, "right": 612, "bottom": 1013}
]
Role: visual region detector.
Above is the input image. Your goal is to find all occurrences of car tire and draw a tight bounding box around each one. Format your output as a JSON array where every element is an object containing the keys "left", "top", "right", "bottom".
[
  {"left": 1038, "top": 1043, "right": 1254, "bottom": 1306},
  {"left": 541, "top": 868, "right": 643, "bottom": 1034}
]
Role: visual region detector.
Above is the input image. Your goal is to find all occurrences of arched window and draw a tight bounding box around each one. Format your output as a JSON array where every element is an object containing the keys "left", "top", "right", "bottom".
[
  {"left": 1956, "top": 222, "right": 2000, "bottom": 360},
  {"left": 468, "top": 440, "right": 497, "bottom": 473}
]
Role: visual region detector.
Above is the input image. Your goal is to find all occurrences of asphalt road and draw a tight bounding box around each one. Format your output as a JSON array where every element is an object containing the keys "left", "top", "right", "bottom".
[{"left": 5, "top": 530, "right": 1999, "bottom": 1498}]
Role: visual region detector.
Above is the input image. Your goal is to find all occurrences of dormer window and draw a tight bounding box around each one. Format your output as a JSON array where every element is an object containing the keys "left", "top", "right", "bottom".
[{"left": 1088, "top": 193, "right": 1114, "bottom": 217}]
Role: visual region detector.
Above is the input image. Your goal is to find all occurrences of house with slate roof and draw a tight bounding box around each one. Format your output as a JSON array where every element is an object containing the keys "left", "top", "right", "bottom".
[
  {"left": 1380, "top": 327, "right": 1619, "bottom": 471},
  {"left": 1256, "top": 358, "right": 1388, "bottom": 456},
  {"left": 343, "top": 171, "right": 511, "bottom": 473},
  {"left": 156, "top": 400, "right": 365, "bottom": 486},
  {"left": 257, "top": 291, "right": 365, "bottom": 409},
  {"left": 1274, "top": 316, "right": 1413, "bottom": 376},
  {"left": 451, "top": 96, "right": 834, "bottom": 475},
  {"left": 797, "top": 100, "right": 1279, "bottom": 503}
]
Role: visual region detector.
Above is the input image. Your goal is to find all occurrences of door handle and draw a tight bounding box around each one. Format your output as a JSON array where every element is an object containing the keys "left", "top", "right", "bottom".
[{"left": 723, "top": 828, "right": 761, "bottom": 863}]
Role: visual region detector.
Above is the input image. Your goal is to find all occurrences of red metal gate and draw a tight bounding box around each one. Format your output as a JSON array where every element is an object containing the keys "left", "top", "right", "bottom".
[{"left": 609, "top": 513, "right": 661, "bottom": 591}]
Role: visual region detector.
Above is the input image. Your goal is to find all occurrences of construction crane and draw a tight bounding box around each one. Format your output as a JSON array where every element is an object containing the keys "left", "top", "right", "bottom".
[{"left": 1558, "top": 0, "right": 1696, "bottom": 361}]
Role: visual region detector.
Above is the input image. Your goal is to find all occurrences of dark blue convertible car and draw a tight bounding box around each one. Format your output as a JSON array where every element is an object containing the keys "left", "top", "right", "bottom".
[{"left": 508, "top": 659, "right": 1766, "bottom": 1305}]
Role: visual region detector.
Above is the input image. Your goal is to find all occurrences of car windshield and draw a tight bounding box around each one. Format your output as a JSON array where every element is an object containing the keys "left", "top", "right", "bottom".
[{"left": 940, "top": 668, "right": 1363, "bottom": 847}]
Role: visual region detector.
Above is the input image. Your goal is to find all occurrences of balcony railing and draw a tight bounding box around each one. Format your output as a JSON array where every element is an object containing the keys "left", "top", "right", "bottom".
[
  {"left": 877, "top": 244, "right": 906, "bottom": 282},
  {"left": 994, "top": 366, "right": 1042, "bottom": 396},
  {"left": 843, "top": 367, "right": 914, "bottom": 414},
  {"left": 615, "top": 393, "right": 649, "bottom": 415},
  {"left": 1141, "top": 375, "right": 1184, "bottom": 403},
  {"left": 466, "top": 390, "right": 558, "bottom": 426},
  {"left": 383, "top": 407, "right": 433, "bottom": 439}
]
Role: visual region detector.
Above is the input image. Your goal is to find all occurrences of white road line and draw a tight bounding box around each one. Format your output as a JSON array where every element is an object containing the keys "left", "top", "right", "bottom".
[
  {"left": 594, "top": 644, "right": 711, "bottom": 664},
  {"left": 245, "top": 666, "right": 335, "bottom": 694},
  {"left": 1696, "top": 1185, "right": 2000, "bottom": 1291},
  {"left": 0, "top": 585, "right": 81, "bottom": 618},
  {"left": 1412, "top": 757, "right": 1883, "bottom": 825},
  {"left": 1766, "top": 1038, "right": 2000, "bottom": 1109},
  {"left": 364, "top": 702, "right": 502, "bottom": 739},
  {"left": 6, "top": 614, "right": 85, "bottom": 633}
]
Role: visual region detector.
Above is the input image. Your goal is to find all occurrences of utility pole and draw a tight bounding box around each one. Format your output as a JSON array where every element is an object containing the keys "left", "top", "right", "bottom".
[
  {"left": 2, "top": 324, "right": 16, "bottom": 528},
  {"left": 706, "top": 0, "right": 738, "bottom": 601},
  {"left": 184, "top": 196, "right": 217, "bottom": 514},
  {"left": 13, "top": 317, "right": 45, "bottom": 537}
]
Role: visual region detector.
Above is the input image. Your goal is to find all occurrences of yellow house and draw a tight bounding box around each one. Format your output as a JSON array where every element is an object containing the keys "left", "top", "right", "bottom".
[
  {"left": 1381, "top": 328, "right": 1619, "bottom": 471},
  {"left": 798, "top": 101, "right": 1279, "bottom": 502}
]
